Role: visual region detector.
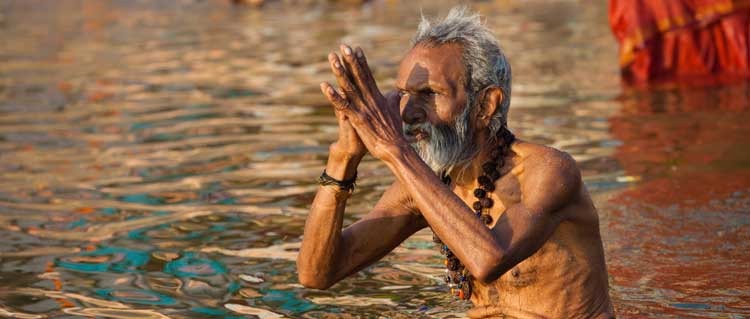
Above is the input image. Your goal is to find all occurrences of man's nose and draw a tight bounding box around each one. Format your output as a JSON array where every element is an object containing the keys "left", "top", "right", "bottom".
[{"left": 401, "top": 101, "right": 425, "bottom": 125}]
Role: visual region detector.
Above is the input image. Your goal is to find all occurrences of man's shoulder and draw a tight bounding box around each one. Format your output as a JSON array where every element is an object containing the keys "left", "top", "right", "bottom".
[
  {"left": 512, "top": 141, "right": 582, "bottom": 212},
  {"left": 513, "top": 140, "right": 579, "bottom": 176}
]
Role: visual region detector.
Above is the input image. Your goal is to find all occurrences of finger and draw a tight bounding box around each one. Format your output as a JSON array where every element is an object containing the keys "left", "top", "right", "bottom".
[
  {"left": 320, "top": 84, "right": 360, "bottom": 142},
  {"left": 339, "top": 44, "right": 372, "bottom": 97},
  {"left": 320, "top": 82, "right": 350, "bottom": 112},
  {"left": 340, "top": 44, "right": 381, "bottom": 101},
  {"left": 383, "top": 90, "right": 401, "bottom": 112},
  {"left": 328, "top": 52, "right": 361, "bottom": 107},
  {"left": 335, "top": 88, "right": 353, "bottom": 120},
  {"left": 354, "top": 46, "right": 382, "bottom": 96},
  {"left": 384, "top": 90, "right": 400, "bottom": 104}
]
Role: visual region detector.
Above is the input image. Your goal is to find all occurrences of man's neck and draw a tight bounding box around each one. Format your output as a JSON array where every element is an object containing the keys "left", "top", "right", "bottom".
[{"left": 448, "top": 129, "right": 496, "bottom": 190}]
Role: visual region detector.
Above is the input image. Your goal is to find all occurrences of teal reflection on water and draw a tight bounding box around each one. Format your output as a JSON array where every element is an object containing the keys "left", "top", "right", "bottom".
[
  {"left": 261, "top": 289, "right": 317, "bottom": 313},
  {"left": 164, "top": 252, "right": 227, "bottom": 278},
  {"left": 217, "top": 197, "right": 236, "bottom": 205},
  {"left": 130, "top": 122, "right": 153, "bottom": 131},
  {"left": 191, "top": 306, "right": 245, "bottom": 318},
  {"left": 56, "top": 247, "right": 149, "bottom": 273},
  {"left": 163, "top": 253, "right": 240, "bottom": 300},
  {"left": 95, "top": 288, "right": 177, "bottom": 306},
  {"left": 214, "top": 88, "right": 256, "bottom": 99},
  {"left": 128, "top": 223, "right": 227, "bottom": 241},
  {"left": 100, "top": 207, "right": 119, "bottom": 215},
  {"left": 66, "top": 217, "right": 88, "bottom": 229},
  {"left": 227, "top": 281, "right": 241, "bottom": 294},
  {"left": 119, "top": 193, "right": 163, "bottom": 205},
  {"left": 670, "top": 303, "right": 712, "bottom": 310}
]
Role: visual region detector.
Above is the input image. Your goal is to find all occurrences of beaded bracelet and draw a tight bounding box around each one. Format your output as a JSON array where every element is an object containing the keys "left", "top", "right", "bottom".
[{"left": 318, "top": 169, "right": 357, "bottom": 193}]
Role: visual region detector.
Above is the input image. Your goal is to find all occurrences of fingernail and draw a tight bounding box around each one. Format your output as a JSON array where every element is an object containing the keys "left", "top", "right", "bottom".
[
  {"left": 343, "top": 46, "right": 352, "bottom": 56},
  {"left": 333, "top": 60, "right": 341, "bottom": 68},
  {"left": 356, "top": 49, "right": 363, "bottom": 58}
]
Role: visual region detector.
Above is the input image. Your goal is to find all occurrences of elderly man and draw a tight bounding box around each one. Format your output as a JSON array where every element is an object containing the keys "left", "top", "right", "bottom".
[{"left": 297, "top": 7, "right": 614, "bottom": 319}]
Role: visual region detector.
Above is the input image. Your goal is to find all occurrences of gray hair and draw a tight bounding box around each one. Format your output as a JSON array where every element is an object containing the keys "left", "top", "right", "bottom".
[{"left": 412, "top": 6, "right": 512, "bottom": 135}]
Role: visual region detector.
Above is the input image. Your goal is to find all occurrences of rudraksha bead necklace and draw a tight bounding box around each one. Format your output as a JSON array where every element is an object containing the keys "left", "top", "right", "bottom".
[{"left": 433, "top": 126, "right": 516, "bottom": 300}]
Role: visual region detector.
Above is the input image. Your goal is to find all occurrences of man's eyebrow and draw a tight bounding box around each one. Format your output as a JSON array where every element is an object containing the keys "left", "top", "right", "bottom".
[
  {"left": 401, "top": 81, "right": 449, "bottom": 94},
  {"left": 427, "top": 82, "right": 449, "bottom": 93}
]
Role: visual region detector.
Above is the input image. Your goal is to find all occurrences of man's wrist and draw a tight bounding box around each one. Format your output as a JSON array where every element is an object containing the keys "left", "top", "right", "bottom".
[
  {"left": 318, "top": 169, "right": 357, "bottom": 193},
  {"left": 379, "top": 142, "right": 413, "bottom": 165},
  {"left": 318, "top": 184, "right": 353, "bottom": 201},
  {"left": 326, "top": 144, "right": 363, "bottom": 181},
  {"left": 381, "top": 143, "right": 431, "bottom": 186}
]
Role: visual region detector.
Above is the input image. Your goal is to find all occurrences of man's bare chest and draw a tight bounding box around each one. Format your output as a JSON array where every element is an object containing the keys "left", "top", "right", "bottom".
[{"left": 454, "top": 170, "right": 523, "bottom": 225}]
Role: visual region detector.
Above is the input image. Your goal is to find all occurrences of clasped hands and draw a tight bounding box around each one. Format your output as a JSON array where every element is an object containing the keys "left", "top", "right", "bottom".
[{"left": 320, "top": 44, "right": 406, "bottom": 162}]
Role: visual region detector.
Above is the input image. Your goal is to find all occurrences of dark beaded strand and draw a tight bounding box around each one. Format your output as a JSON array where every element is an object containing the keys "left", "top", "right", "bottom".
[{"left": 432, "top": 127, "right": 516, "bottom": 300}]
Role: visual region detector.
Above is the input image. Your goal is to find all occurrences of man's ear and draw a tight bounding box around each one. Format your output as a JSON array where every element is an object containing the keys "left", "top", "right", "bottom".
[{"left": 477, "top": 86, "right": 503, "bottom": 128}]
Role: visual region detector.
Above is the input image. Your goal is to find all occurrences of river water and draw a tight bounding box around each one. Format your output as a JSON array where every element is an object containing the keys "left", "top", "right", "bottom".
[{"left": 0, "top": 1, "right": 748, "bottom": 318}]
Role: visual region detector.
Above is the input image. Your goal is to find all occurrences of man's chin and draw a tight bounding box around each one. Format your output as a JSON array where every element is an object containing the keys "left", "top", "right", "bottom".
[
  {"left": 405, "top": 133, "right": 429, "bottom": 144},
  {"left": 409, "top": 141, "right": 429, "bottom": 156}
]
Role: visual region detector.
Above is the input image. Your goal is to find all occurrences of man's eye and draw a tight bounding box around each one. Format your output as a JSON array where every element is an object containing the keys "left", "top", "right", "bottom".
[{"left": 419, "top": 89, "right": 437, "bottom": 96}]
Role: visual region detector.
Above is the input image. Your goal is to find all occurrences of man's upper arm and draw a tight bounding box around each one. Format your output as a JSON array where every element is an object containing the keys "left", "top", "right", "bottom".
[
  {"left": 333, "top": 179, "right": 427, "bottom": 282},
  {"left": 488, "top": 149, "right": 581, "bottom": 276}
]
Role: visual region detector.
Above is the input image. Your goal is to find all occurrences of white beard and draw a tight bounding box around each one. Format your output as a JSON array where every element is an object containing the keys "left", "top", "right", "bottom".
[{"left": 403, "top": 106, "right": 476, "bottom": 175}]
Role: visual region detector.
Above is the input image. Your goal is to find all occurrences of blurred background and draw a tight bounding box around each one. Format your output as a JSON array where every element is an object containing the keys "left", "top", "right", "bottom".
[{"left": 0, "top": 0, "right": 748, "bottom": 318}]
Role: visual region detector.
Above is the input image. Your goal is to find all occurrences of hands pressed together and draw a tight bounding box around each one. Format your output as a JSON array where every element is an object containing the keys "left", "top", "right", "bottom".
[{"left": 320, "top": 44, "right": 406, "bottom": 162}]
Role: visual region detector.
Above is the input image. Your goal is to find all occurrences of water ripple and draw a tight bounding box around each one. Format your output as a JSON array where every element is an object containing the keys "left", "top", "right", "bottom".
[{"left": 1, "top": 0, "right": 748, "bottom": 318}]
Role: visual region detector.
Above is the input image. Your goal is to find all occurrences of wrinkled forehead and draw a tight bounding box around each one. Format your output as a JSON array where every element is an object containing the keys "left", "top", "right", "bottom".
[{"left": 396, "top": 42, "right": 465, "bottom": 91}]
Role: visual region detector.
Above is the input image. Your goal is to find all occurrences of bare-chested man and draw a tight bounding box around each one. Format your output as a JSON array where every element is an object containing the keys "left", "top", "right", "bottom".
[{"left": 297, "top": 7, "right": 614, "bottom": 319}]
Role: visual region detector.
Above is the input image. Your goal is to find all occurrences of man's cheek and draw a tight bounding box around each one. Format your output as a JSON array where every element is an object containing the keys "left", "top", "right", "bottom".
[{"left": 434, "top": 98, "right": 461, "bottom": 122}]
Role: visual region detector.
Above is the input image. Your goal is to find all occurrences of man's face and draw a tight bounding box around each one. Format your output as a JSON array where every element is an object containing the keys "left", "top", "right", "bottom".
[{"left": 395, "top": 43, "right": 475, "bottom": 174}]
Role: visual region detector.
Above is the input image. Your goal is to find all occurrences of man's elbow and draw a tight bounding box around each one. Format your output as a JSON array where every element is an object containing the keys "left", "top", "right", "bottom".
[
  {"left": 296, "top": 255, "right": 336, "bottom": 289},
  {"left": 474, "top": 267, "right": 502, "bottom": 284},
  {"left": 469, "top": 255, "right": 508, "bottom": 284},
  {"left": 297, "top": 271, "right": 334, "bottom": 290},
  {"left": 473, "top": 268, "right": 501, "bottom": 284}
]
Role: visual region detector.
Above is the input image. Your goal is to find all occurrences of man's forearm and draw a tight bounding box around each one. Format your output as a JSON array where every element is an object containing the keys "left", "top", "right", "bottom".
[
  {"left": 382, "top": 145, "right": 505, "bottom": 282},
  {"left": 297, "top": 149, "right": 361, "bottom": 289}
]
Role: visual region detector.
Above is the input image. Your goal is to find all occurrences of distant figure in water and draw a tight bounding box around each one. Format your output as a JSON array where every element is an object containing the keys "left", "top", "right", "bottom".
[
  {"left": 297, "top": 7, "right": 614, "bottom": 318},
  {"left": 610, "top": 0, "right": 750, "bottom": 86}
]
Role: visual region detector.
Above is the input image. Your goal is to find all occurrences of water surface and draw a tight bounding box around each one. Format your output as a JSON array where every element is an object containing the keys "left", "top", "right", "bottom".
[{"left": 0, "top": 0, "right": 748, "bottom": 318}]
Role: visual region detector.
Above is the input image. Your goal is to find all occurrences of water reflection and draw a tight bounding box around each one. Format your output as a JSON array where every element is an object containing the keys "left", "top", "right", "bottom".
[
  {"left": 605, "top": 83, "right": 750, "bottom": 318},
  {"left": 610, "top": 83, "right": 750, "bottom": 206},
  {"left": 56, "top": 247, "right": 149, "bottom": 273},
  {"left": 0, "top": 0, "right": 747, "bottom": 318},
  {"left": 95, "top": 288, "right": 177, "bottom": 306}
]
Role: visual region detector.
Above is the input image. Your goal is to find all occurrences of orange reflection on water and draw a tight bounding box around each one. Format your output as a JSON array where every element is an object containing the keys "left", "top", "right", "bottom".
[{"left": 605, "top": 82, "right": 750, "bottom": 317}]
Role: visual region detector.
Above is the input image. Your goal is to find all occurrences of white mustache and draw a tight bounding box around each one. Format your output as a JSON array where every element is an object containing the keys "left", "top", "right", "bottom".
[
  {"left": 403, "top": 120, "right": 468, "bottom": 174},
  {"left": 403, "top": 123, "right": 430, "bottom": 139}
]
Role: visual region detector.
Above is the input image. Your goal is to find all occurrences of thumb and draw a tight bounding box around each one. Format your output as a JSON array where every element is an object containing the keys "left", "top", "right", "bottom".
[{"left": 384, "top": 90, "right": 400, "bottom": 109}]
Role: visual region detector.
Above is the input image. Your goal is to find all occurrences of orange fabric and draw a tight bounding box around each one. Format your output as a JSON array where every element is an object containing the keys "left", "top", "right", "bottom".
[{"left": 609, "top": 0, "right": 750, "bottom": 85}]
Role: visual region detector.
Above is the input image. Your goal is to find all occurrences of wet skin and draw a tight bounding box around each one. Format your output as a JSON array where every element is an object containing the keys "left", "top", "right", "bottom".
[{"left": 297, "top": 43, "right": 614, "bottom": 318}]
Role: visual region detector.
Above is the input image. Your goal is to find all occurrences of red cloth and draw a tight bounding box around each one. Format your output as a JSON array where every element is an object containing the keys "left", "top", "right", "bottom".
[{"left": 609, "top": 0, "right": 750, "bottom": 85}]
